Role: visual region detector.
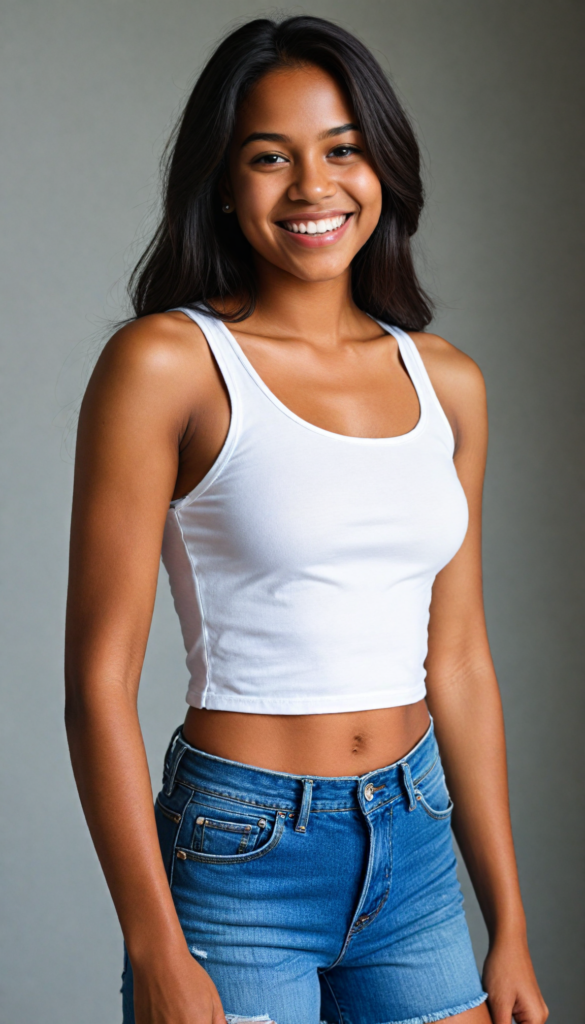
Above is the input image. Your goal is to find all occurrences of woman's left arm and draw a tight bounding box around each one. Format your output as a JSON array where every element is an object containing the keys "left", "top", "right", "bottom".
[{"left": 418, "top": 335, "right": 548, "bottom": 1024}]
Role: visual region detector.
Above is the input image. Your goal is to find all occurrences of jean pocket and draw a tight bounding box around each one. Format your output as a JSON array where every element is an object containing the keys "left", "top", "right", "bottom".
[
  {"left": 175, "top": 795, "right": 287, "bottom": 864},
  {"left": 192, "top": 812, "right": 265, "bottom": 855},
  {"left": 414, "top": 758, "right": 454, "bottom": 820}
]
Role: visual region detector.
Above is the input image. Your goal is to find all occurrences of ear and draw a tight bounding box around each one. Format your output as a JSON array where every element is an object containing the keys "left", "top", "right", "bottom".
[{"left": 218, "top": 174, "right": 235, "bottom": 211}]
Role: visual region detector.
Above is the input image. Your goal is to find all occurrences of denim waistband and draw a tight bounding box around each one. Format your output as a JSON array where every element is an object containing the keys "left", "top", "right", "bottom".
[{"left": 162, "top": 717, "right": 440, "bottom": 820}]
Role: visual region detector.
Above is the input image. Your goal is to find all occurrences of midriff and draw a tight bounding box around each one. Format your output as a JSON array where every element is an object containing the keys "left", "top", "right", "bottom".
[{"left": 182, "top": 699, "right": 430, "bottom": 777}]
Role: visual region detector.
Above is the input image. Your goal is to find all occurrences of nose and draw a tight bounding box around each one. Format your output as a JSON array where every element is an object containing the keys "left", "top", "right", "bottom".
[{"left": 287, "top": 154, "right": 336, "bottom": 204}]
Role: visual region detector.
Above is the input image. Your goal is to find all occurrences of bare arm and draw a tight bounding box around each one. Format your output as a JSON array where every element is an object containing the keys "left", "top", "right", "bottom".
[
  {"left": 65, "top": 315, "right": 226, "bottom": 1024},
  {"left": 418, "top": 336, "right": 548, "bottom": 1024}
]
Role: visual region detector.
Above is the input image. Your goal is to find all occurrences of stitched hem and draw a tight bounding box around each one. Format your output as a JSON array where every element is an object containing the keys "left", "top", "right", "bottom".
[
  {"left": 185, "top": 684, "right": 427, "bottom": 714},
  {"left": 382, "top": 991, "right": 488, "bottom": 1024}
]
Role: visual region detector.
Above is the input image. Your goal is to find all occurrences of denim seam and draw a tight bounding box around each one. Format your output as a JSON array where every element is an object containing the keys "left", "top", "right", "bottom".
[
  {"left": 319, "top": 971, "right": 346, "bottom": 1024},
  {"left": 413, "top": 752, "right": 439, "bottom": 787},
  {"left": 187, "top": 802, "right": 268, "bottom": 827},
  {"left": 346, "top": 802, "right": 394, "bottom": 937},
  {"left": 175, "top": 778, "right": 405, "bottom": 816},
  {"left": 323, "top": 808, "right": 379, "bottom": 971},
  {"left": 357, "top": 881, "right": 391, "bottom": 931},
  {"left": 174, "top": 794, "right": 273, "bottom": 823},
  {"left": 311, "top": 806, "right": 357, "bottom": 813},
  {"left": 199, "top": 818, "right": 258, "bottom": 834},
  {"left": 170, "top": 751, "right": 437, "bottom": 815},
  {"left": 175, "top": 779, "right": 292, "bottom": 812},
  {"left": 415, "top": 791, "right": 454, "bottom": 821},
  {"left": 156, "top": 798, "right": 183, "bottom": 824},
  {"left": 168, "top": 789, "right": 194, "bottom": 889},
  {"left": 363, "top": 794, "right": 402, "bottom": 815}
]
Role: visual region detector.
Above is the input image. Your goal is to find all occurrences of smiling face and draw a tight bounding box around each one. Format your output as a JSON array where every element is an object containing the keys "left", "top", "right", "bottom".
[{"left": 222, "top": 64, "right": 383, "bottom": 284}]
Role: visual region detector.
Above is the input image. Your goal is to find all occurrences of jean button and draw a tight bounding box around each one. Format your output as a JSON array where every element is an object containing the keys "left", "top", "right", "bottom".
[{"left": 364, "top": 783, "right": 374, "bottom": 801}]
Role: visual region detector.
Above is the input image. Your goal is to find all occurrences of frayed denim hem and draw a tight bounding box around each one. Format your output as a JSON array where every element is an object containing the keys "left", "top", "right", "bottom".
[{"left": 383, "top": 990, "right": 488, "bottom": 1024}]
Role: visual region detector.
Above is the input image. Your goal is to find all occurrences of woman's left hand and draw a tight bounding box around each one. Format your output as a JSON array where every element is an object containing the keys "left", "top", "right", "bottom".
[{"left": 482, "top": 935, "right": 549, "bottom": 1024}]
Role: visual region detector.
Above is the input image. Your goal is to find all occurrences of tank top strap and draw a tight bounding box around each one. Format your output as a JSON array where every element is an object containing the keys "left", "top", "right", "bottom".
[
  {"left": 376, "top": 320, "right": 456, "bottom": 453},
  {"left": 171, "top": 306, "right": 245, "bottom": 394}
]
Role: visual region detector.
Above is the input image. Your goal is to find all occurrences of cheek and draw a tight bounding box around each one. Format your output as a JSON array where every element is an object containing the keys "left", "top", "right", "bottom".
[
  {"left": 233, "top": 173, "right": 279, "bottom": 233},
  {"left": 348, "top": 166, "right": 383, "bottom": 223}
]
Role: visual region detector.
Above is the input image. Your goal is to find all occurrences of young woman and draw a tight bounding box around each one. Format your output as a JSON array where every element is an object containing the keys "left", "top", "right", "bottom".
[{"left": 65, "top": 16, "right": 548, "bottom": 1024}]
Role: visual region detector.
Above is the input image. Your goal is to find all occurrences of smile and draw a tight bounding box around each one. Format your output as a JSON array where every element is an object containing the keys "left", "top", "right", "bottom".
[
  {"left": 276, "top": 212, "right": 354, "bottom": 248},
  {"left": 280, "top": 214, "right": 350, "bottom": 235}
]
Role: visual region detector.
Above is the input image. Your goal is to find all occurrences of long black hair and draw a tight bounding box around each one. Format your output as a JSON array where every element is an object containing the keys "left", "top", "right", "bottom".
[{"left": 130, "top": 16, "right": 433, "bottom": 330}]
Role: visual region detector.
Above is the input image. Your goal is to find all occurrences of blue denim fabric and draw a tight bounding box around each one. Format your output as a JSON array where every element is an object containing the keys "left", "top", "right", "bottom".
[{"left": 122, "top": 720, "right": 487, "bottom": 1024}]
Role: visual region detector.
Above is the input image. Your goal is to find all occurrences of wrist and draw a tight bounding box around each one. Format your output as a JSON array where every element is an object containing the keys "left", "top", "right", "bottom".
[
  {"left": 125, "top": 921, "right": 190, "bottom": 970},
  {"left": 487, "top": 913, "right": 528, "bottom": 948},
  {"left": 483, "top": 905, "right": 528, "bottom": 942}
]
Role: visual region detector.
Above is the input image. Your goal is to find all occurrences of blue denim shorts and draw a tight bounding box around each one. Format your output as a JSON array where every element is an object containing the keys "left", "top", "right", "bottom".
[{"left": 122, "top": 719, "right": 487, "bottom": 1024}]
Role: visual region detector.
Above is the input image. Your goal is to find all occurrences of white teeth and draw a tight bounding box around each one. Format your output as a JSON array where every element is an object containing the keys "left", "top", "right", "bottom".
[{"left": 283, "top": 214, "right": 348, "bottom": 235}]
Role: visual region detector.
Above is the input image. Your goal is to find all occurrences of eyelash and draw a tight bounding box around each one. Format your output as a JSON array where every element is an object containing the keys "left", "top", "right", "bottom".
[
  {"left": 330, "top": 144, "right": 361, "bottom": 158},
  {"left": 252, "top": 144, "right": 361, "bottom": 165}
]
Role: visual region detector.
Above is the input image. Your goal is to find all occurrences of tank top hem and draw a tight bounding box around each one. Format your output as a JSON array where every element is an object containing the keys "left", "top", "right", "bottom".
[{"left": 186, "top": 683, "right": 427, "bottom": 715}]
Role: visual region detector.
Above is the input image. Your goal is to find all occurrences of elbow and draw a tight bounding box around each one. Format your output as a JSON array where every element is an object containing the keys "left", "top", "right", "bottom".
[
  {"left": 64, "top": 672, "right": 88, "bottom": 742},
  {"left": 64, "top": 665, "right": 136, "bottom": 739}
]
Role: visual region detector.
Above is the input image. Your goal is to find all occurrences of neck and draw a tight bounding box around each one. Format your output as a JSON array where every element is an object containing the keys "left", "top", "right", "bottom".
[{"left": 244, "top": 255, "right": 362, "bottom": 344}]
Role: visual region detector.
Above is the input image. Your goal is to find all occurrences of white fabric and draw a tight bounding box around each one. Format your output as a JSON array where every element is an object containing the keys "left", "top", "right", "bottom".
[{"left": 162, "top": 307, "right": 468, "bottom": 714}]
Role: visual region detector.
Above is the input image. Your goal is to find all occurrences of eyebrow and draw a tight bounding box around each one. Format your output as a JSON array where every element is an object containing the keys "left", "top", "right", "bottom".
[{"left": 240, "top": 123, "right": 360, "bottom": 148}]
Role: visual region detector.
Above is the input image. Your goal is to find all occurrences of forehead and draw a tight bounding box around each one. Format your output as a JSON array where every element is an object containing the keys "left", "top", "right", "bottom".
[{"left": 234, "top": 65, "right": 354, "bottom": 141}]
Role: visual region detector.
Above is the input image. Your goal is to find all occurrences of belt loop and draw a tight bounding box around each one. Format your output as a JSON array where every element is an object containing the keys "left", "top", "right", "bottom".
[
  {"left": 401, "top": 761, "right": 417, "bottom": 812},
  {"left": 295, "top": 778, "right": 313, "bottom": 833},
  {"left": 163, "top": 731, "right": 187, "bottom": 797},
  {"left": 164, "top": 726, "right": 183, "bottom": 770}
]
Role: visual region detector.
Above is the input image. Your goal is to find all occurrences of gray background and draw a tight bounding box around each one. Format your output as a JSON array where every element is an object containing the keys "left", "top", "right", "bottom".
[{"left": 1, "top": 1, "right": 583, "bottom": 1021}]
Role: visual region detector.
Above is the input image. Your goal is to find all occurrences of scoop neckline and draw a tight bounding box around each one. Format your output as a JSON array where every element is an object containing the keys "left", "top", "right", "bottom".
[{"left": 217, "top": 316, "right": 427, "bottom": 446}]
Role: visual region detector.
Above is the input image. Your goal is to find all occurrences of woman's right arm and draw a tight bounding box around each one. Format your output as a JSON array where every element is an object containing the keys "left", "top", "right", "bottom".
[{"left": 64, "top": 316, "right": 226, "bottom": 1023}]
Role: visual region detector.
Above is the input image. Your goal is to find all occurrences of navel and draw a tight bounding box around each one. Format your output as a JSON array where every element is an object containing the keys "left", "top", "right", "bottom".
[{"left": 352, "top": 733, "right": 365, "bottom": 755}]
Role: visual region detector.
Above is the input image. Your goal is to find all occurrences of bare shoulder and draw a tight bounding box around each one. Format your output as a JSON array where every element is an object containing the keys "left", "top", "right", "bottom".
[
  {"left": 410, "top": 331, "right": 485, "bottom": 395},
  {"left": 408, "top": 332, "right": 487, "bottom": 448},
  {"left": 77, "top": 311, "right": 220, "bottom": 449},
  {"left": 82, "top": 311, "right": 216, "bottom": 416},
  {"left": 91, "top": 311, "right": 208, "bottom": 383}
]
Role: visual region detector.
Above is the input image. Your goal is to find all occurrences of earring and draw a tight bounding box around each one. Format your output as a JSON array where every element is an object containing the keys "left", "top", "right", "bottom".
[{"left": 222, "top": 203, "right": 233, "bottom": 213}]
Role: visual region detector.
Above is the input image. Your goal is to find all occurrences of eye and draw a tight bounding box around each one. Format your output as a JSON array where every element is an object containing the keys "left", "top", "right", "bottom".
[
  {"left": 252, "top": 153, "right": 289, "bottom": 165},
  {"left": 329, "top": 144, "right": 361, "bottom": 158}
]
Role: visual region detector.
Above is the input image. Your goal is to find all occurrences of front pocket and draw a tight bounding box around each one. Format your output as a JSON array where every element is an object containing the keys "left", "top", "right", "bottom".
[
  {"left": 414, "top": 758, "right": 454, "bottom": 820},
  {"left": 176, "top": 808, "right": 286, "bottom": 864},
  {"left": 188, "top": 798, "right": 275, "bottom": 854},
  {"left": 415, "top": 789, "right": 454, "bottom": 820},
  {"left": 193, "top": 814, "right": 263, "bottom": 855}
]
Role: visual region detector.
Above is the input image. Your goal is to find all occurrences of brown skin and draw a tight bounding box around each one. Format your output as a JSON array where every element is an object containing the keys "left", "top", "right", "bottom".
[{"left": 65, "top": 65, "right": 547, "bottom": 1024}]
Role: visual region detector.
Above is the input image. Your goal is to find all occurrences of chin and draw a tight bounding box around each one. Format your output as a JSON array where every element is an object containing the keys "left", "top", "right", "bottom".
[
  {"left": 282, "top": 250, "right": 354, "bottom": 277},
  {"left": 293, "top": 263, "right": 353, "bottom": 283}
]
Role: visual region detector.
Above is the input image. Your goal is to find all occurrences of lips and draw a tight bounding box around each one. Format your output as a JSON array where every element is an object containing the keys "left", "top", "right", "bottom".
[
  {"left": 280, "top": 213, "right": 349, "bottom": 235},
  {"left": 276, "top": 212, "right": 354, "bottom": 247}
]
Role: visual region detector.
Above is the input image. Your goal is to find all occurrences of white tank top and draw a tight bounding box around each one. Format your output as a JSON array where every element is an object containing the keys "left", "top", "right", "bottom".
[{"left": 161, "top": 307, "right": 468, "bottom": 714}]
